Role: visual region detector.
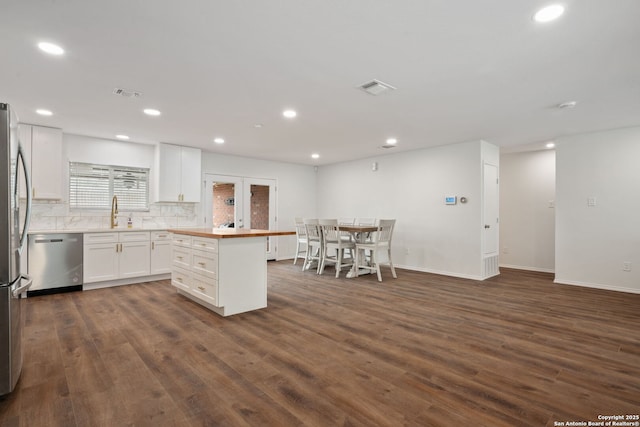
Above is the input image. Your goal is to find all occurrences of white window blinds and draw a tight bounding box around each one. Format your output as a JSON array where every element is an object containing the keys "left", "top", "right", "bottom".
[{"left": 69, "top": 162, "right": 149, "bottom": 211}]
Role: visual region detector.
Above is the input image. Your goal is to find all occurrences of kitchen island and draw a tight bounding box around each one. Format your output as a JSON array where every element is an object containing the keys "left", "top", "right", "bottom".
[{"left": 168, "top": 228, "right": 295, "bottom": 316}]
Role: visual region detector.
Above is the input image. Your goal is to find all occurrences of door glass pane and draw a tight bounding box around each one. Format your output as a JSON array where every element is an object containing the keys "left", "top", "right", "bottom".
[
  {"left": 250, "top": 185, "right": 269, "bottom": 229},
  {"left": 250, "top": 184, "right": 270, "bottom": 250},
  {"left": 212, "top": 182, "right": 235, "bottom": 228}
]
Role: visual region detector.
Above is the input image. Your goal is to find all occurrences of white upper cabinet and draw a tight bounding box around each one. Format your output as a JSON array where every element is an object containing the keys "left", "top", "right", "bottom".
[
  {"left": 155, "top": 143, "right": 201, "bottom": 202},
  {"left": 18, "top": 124, "right": 63, "bottom": 200}
]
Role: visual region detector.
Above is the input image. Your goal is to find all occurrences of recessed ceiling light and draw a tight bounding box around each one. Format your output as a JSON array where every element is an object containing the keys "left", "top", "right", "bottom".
[
  {"left": 37, "top": 42, "right": 64, "bottom": 55},
  {"left": 143, "top": 108, "right": 161, "bottom": 116},
  {"left": 546, "top": 142, "right": 556, "bottom": 149},
  {"left": 534, "top": 4, "right": 565, "bottom": 23},
  {"left": 386, "top": 138, "right": 398, "bottom": 145},
  {"left": 116, "top": 135, "right": 130, "bottom": 140},
  {"left": 311, "top": 153, "right": 320, "bottom": 159},
  {"left": 283, "top": 109, "right": 297, "bottom": 119},
  {"left": 213, "top": 137, "right": 225, "bottom": 144},
  {"left": 36, "top": 109, "right": 53, "bottom": 116},
  {"left": 557, "top": 101, "right": 577, "bottom": 109}
]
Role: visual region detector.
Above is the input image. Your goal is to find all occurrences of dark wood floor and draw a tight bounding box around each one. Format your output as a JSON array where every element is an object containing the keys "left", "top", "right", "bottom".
[{"left": 1, "top": 262, "right": 639, "bottom": 427}]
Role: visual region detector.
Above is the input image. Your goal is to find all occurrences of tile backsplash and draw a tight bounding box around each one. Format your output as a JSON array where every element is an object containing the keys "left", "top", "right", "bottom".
[{"left": 23, "top": 200, "right": 201, "bottom": 231}]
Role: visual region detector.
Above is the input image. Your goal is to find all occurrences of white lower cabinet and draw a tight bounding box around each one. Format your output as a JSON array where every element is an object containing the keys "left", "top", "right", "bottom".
[
  {"left": 171, "top": 235, "right": 219, "bottom": 307},
  {"left": 83, "top": 235, "right": 120, "bottom": 283},
  {"left": 150, "top": 231, "right": 172, "bottom": 275},
  {"left": 84, "top": 231, "right": 163, "bottom": 284},
  {"left": 170, "top": 233, "right": 267, "bottom": 317},
  {"left": 119, "top": 240, "right": 151, "bottom": 279}
]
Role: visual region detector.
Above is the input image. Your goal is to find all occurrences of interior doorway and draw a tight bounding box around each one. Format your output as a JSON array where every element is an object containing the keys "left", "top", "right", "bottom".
[{"left": 203, "top": 174, "right": 277, "bottom": 260}]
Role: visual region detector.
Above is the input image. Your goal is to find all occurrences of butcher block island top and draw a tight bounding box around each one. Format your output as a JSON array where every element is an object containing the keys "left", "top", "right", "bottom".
[
  {"left": 168, "top": 228, "right": 295, "bottom": 238},
  {"left": 167, "top": 227, "right": 295, "bottom": 317}
]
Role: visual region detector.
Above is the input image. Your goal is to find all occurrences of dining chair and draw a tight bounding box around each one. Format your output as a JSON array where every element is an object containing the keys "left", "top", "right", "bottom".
[
  {"left": 354, "top": 219, "right": 397, "bottom": 282},
  {"left": 337, "top": 217, "right": 356, "bottom": 251},
  {"left": 303, "top": 218, "right": 323, "bottom": 273},
  {"left": 355, "top": 217, "right": 377, "bottom": 246},
  {"left": 293, "top": 217, "right": 308, "bottom": 266},
  {"left": 318, "top": 219, "right": 355, "bottom": 278}
]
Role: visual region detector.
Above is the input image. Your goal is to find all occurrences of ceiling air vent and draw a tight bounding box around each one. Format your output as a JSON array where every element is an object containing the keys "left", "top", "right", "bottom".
[
  {"left": 112, "top": 88, "right": 143, "bottom": 98},
  {"left": 358, "top": 79, "right": 396, "bottom": 96}
]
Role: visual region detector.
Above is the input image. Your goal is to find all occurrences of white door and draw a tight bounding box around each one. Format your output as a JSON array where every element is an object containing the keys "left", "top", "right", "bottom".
[
  {"left": 204, "top": 174, "right": 244, "bottom": 229},
  {"left": 203, "top": 174, "right": 277, "bottom": 260},
  {"left": 483, "top": 163, "right": 499, "bottom": 256}
]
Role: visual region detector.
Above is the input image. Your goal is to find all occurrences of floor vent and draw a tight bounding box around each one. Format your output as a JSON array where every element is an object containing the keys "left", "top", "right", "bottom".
[
  {"left": 483, "top": 255, "right": 499, "bottom": 278},
  {"left": 357, "top": 79, "right": 396, "bottom": 96}
]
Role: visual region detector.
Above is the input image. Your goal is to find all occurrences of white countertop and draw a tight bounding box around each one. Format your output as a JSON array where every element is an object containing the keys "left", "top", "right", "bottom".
[{"left": 28, "top": 227, "right": 171, "bottom": 235}]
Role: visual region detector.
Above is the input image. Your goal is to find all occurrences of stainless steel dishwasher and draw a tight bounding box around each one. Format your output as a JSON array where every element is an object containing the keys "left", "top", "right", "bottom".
[{"left": 27, "top": 233, "right": 83, "bottom": 296}]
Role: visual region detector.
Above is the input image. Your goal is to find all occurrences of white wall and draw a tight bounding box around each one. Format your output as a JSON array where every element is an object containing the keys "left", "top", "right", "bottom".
[
  {"left": 499, "top": 150, "right": 555, "bottom": 272},
  {"left": 201, "top": 152, "right": 317, "bottom": 260},
  {"left": 316, "top": 140, "right": 490, "bottom": 279},
  {"left": 555, "top": 126, "right": 640, "bottom": 293}
]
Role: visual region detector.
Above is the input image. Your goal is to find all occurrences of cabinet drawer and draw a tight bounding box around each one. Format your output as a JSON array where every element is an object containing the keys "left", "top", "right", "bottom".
[
  {"left": 119, "top": 231, "right": 150, "bottom": 242},
  {"left": 172, "top": 247, "right": 191, "bottom": 269},
  {"left": 172, "top": 234, "right": 192, "bottom": 248},
  {"left": 191, "top": 274, "right": 218, "bottom": 306},
  {"left": 84, "top": 232, "right": 118, "bottom": 244},
  {"left": 152, "top": 231, "right": 171, "bottom": 241},
  {"left": 171, "top": 267, "right": 190, "bottom": 291},
  {"left": 192, "top": 250, "right": 217, "bottom": 279},
  {"left": 192, "top": 237, "right": 218, "bottom": 253}
]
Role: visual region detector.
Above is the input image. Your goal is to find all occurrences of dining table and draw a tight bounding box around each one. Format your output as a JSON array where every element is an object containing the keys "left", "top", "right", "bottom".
[{"left": 339, "top": 224, "right": 378, "bottom": 278}]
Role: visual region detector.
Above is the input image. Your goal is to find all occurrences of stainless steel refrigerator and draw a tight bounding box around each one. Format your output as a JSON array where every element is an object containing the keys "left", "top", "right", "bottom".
[{"left": 0, "top": 103, "right": 32, "bottom": 395}]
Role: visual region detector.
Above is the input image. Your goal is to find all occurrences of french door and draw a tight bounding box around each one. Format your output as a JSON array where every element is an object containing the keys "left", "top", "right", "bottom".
[{"left": 203, "top": 174, "right": 277, "bottom": 259}]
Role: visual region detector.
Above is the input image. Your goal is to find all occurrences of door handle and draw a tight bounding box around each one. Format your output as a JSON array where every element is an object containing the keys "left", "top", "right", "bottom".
[
  {"left": 17, "top": 144, "right": 32, "bottom": 254},
  {"left": 13, "top": 274, "right": 33, "bottom": 297}
]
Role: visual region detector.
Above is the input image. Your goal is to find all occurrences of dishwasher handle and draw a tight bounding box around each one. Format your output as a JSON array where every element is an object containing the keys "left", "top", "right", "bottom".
[
  {"left": 33, "top": 237, "right": 79, "bottom": 244},
  {"left": 34, "top": 238, "right": 64, "bottom": 243}
]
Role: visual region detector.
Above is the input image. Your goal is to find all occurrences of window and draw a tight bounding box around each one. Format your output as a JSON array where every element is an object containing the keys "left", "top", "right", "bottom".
[{"left": 69, "top": 162, "right": 149, "bottom": 211}]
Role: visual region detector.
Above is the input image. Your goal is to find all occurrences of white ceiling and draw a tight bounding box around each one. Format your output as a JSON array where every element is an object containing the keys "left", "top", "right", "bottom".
[{"left": 2, "top": 1, "right": 639, "bottom": 165}]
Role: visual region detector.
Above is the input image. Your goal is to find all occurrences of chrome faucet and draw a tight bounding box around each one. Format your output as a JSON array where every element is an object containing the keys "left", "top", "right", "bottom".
[{"left": 110, "top": 195, "right": 118, "bottom": 228}]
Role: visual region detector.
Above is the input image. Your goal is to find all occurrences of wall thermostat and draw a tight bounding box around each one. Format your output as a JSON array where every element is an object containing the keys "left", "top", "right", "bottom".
[{"left": 445, "top": 196, "right": 457, "bottom": 205}]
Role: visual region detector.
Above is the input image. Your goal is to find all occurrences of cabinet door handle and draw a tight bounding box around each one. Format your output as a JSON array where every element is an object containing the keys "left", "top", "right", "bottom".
[
  {"left": 152, "top": 242, "right": 155, "bottom": 250},
  {"left": 197, "top": 286, "right": 205, "bottom": 291},
  {"left": 197, "top": 262, "right": 206, "bottom": 267}
]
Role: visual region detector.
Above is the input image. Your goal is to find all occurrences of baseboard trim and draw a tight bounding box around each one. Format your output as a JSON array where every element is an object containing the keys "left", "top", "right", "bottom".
[
  {"left": 553, "top": 277, "right": 640, "bottom": 295},
  {"left": 394, "top": 264, "right": 486, "bottom": 281},
  {"left": 499, "top": 264, "right": 555, "bottom": 273},
  {"left": 83, "top": 273, "right": 171, "bottom": 290}
]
